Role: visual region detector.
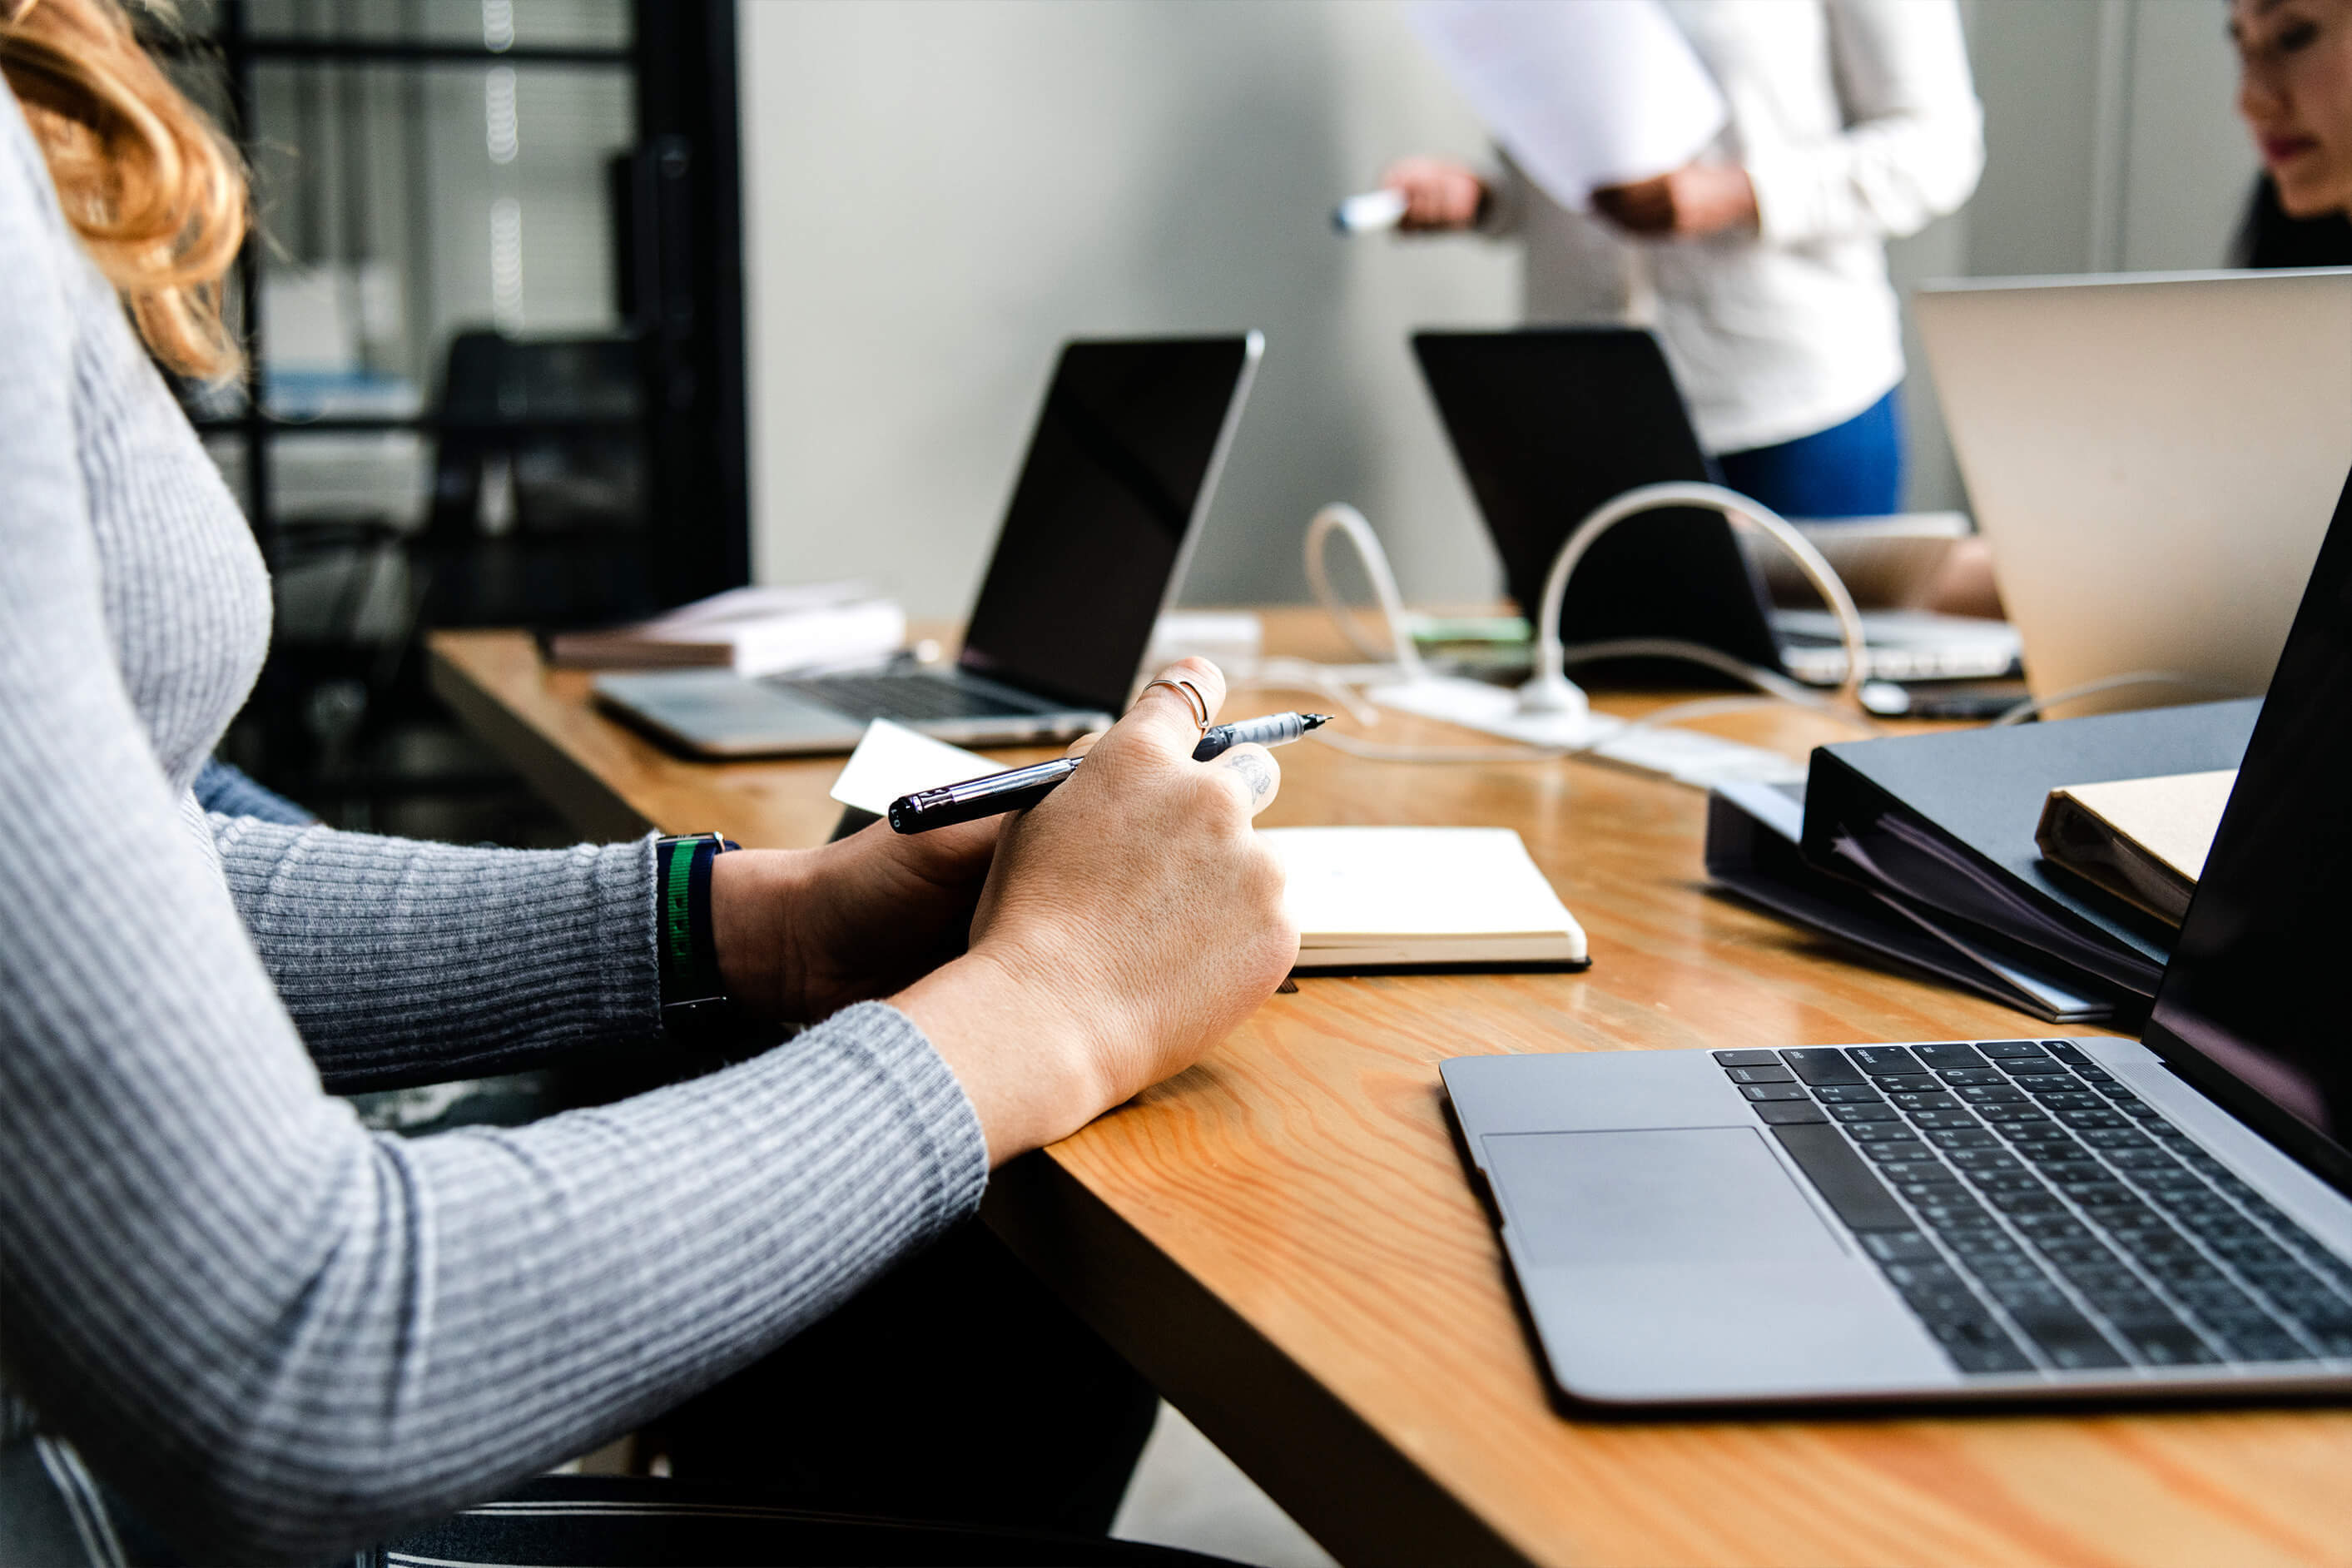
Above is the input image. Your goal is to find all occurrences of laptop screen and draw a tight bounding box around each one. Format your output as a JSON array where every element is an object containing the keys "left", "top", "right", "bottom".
[
  {"left": 957, "top": 336, "right": 1256, "bottom": 714},
  {"left": 1412, "top": 328, "right": 1784, "bottom": 672},
  {"left": 2143, "top": 468, "right": 2352, "bottom": 1195}
]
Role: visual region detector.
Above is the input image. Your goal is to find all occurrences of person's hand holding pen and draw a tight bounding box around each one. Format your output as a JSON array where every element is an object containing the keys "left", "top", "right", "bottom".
[{"left": 895, "top": 658, "right": 1298, "bottom": 1164}]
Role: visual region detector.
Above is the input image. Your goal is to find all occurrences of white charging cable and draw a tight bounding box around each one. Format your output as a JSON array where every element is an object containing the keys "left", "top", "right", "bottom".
[
  {"left": 1521, "top": 480, "right": 1870, "bottom": 718},
  {"left": 1303, "top": 503, "right": 1429, "bottom": 679},
  {"left": 1283, "top": 494, "right": 1875, "bottom": 766}
]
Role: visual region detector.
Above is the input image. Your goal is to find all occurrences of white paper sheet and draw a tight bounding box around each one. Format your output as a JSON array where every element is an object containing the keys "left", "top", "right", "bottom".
[
  {"left": 1407, "top": 0, "right": 1728, "bottom": 211},
  {"left": 829, "top": 721, "right": 994, "bottom": 816}
]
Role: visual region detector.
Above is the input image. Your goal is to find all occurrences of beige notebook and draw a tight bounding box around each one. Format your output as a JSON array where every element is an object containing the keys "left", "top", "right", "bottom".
[
  {"left": 2036, "top": 769, "right": 2237, "bottom": 928},
  {"left": 1262, "top": 826, "right": 1589, "bottom": 970}
]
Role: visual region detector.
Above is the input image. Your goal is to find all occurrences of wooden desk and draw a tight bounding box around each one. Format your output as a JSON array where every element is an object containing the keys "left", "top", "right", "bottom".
[{"left": 430, "top": 620, "right": 2352, "bottom": 1568}]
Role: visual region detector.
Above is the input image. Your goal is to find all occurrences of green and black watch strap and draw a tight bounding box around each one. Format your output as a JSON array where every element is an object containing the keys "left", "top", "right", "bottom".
[{"left": 655, "top": 831, "right": 739, "bottom": 1033}]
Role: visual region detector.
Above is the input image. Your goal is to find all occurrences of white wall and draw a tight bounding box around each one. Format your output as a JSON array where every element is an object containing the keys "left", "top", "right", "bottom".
[
  {"left": 741, "top": 0, "right": 2261, "bottom": 609},
  {"left": 740, "top": 0, "right": 1516, "bottom": 617}
]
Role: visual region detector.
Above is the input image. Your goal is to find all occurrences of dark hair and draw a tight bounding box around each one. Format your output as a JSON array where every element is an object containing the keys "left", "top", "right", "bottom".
[{"left": 2232, "top": 174, "right": 2352, "bottom": 268}]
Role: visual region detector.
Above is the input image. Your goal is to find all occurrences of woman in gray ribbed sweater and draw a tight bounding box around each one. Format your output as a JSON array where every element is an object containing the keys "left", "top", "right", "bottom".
[{"left": 0, "top": 4, "right": 1295, "bottom": 1561}]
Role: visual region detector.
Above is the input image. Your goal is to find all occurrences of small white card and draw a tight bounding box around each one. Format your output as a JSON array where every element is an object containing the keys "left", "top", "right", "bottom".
[{"left": 829, "top": 720, "right": 994, "bottom": 816}]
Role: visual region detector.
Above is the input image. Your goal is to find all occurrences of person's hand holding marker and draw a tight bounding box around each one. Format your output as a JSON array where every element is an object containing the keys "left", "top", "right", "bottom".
[
  {"left": 894, "top": 659, "right": 1298, "bottom": 1164},
  {"left": 1367, "top": 154, "right": 1757, "bottom": 240}
]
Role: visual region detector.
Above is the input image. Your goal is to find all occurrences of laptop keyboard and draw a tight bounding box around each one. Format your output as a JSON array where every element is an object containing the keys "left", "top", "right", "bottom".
[
  {"left": 775, "top": 673, "right": 1045, "bottom": 723},
  {"left": 1717, "top": 1040, "right": 2352, "bottom": 1377}
]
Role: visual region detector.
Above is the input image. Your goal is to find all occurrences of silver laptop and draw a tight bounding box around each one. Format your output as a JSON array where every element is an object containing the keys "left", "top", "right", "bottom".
[
  {"left": 596, "top": 334, "right": 1262, "bottom": 757},
  {"left": 1412, "top": 328, "right": 2022, "bottom": 689},
  {"left": 1441, "top": 468, "right": 2352, "bottom": 1407},
  {"left": 1917, "top": 268, "right": 2352, "bottom": 717}
]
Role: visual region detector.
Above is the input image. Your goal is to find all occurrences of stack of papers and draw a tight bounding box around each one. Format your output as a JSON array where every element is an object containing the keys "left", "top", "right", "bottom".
[
  {"left": 1407, "top": 0, "right": 1727, "bottom": 210},
  {"left": 548, "top": 583, "right": 905, "bottom": 677}
]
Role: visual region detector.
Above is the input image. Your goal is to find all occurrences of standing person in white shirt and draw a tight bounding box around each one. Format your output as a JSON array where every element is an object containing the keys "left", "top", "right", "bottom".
[{"left": 1384, "top": 0, "right": 1982, "bottom": 522}]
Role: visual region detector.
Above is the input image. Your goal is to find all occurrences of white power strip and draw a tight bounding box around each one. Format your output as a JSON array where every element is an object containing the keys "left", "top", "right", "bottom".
[{"left": 1367, "top": 676, "right": 1807, "bottom": 788}]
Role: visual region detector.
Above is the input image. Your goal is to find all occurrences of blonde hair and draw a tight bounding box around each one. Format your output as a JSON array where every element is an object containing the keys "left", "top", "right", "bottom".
[{"left": 2, "top": 0, "right": 246, "bottom": 379}]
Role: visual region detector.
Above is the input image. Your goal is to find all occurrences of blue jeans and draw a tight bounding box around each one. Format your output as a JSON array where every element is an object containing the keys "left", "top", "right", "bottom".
[{"left": 1714, "top": 387, "right": 1905, "bottom": 519}]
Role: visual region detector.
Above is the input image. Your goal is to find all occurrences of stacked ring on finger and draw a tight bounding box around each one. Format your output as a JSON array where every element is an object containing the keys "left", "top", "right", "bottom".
[{"left": 1141, "top": 677, "right": 1211, "bottom": 733}]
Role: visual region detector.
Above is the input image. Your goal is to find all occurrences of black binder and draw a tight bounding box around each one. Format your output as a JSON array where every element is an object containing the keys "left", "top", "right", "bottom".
[
  {"left": 1706, "top": 699, "right": 2263, "bottom": 1023},
  {"left": 1794, "top": 699, "right": 2262, "bottom": 1019}
]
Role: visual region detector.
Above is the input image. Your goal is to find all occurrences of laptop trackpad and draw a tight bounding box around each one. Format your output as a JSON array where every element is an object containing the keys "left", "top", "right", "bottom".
[{"left": 1485, "top": 1126, "right": 1843, "bottom": 1268}]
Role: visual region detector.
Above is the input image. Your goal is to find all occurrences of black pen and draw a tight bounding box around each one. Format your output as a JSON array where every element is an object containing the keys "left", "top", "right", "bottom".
[{"left": 887, "top": 712, "right": 1332, "bottom": 834}]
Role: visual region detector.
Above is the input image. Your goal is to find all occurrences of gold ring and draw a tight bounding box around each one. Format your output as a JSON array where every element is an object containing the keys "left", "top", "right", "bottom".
[{"left": 1142, "top": 677, "right": 1211, "bottom": 732}]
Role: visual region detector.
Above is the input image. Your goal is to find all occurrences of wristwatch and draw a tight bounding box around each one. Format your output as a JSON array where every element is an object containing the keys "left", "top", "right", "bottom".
[{"left": 654, "top": 831, "right": 739, "bottom": 1034}]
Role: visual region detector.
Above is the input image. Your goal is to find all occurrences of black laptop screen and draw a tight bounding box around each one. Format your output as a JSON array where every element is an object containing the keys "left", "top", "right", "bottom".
[
  {"left": 2143, "top": 469, "right": 2352, "bottom": 1194},
  {"left": 956, "top": 336, "right": 1252, "bottom": 714},
  {"left": 1412, "top": 328, "right": 1784, "bottom": 672}
]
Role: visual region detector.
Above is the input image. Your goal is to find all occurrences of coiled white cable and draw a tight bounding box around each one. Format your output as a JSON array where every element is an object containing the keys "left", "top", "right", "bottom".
[
  {"left": 1303, "top": 504, "right": 1429, "bottom": 679},
  {"left": 1521, "top": 481, "right": 1869, "bottom": 718},
  {"left": 1286, "top": 495, "right": 1876, "bottom": 764}
]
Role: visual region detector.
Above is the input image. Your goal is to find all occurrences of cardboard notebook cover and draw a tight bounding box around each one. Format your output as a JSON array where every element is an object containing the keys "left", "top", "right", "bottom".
[
  {"left": 1799, "top": 699, "right": 2261, "bottom": 1003},
  {"left": 2036, "top": 769, "right": 2236, "bottom": 928}
]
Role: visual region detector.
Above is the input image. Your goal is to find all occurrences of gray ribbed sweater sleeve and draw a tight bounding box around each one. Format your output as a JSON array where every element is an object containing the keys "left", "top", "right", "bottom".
[
  {"left": 0, "top": 98, "right": 990, "bottom": 1563},
  {"left": 208, "top": 816, "right": 662, "bottom": 1089}
]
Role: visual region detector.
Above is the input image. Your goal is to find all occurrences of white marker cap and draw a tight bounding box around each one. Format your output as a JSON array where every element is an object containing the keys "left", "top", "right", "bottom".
[{"left": 1332, "top": 188, "right": 1409, "bottom": 235}]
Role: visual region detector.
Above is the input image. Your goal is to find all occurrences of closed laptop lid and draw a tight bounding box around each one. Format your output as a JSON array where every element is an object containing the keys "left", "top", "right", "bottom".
[
  {"left": 2143, "top": 466, "right": 2352, "bottom": 1196},
  {"left": 956, "top": 334, "right": 1260, "bottom": 714},
  {"left": 1412, "top": 327, "right": 1784, "bottom": 672}
]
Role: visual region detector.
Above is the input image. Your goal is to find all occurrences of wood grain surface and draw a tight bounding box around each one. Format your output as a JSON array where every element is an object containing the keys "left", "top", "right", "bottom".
[{"left": 429, "top": 620, "right": 2352, "bottom": 1568}]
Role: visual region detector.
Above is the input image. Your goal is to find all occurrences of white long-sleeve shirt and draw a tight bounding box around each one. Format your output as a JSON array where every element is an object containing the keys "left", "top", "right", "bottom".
[{"left": 1486, "top": 0, "right": 1983, "bottom": 455}]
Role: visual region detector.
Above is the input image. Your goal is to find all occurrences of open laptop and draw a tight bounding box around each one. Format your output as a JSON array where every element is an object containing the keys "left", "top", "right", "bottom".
[
  {"left": 1441, "top": 464, "right": 2352, "bottom": 1407},
  {"left": 595, "top": 334, "right": 1261, "bottom": 757},
  {"left": 1413, "top": 328, "right": 2022, "bottom": 686},
  {"left": 1916, "top": 268, "right": 2352, "bottom": 717}
]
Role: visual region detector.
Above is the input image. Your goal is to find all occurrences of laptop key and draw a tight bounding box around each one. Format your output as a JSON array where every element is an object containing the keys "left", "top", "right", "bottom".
[
  {"left": 2222, "top": 1329, "right": 2320, "bottom": 1363},
  {"left": 2002, "top": 1057, "right": 2073, "bottom": 1076},
  {"left": 1876, "top": 1074, "right": 1940, "bottom": 1094},
  {"left": 1905, "top": 1109, "right": 1983, "bottom": 1132},
  {"left": 1852, "top": 1123, "right": 1931, "bottom": 1144},
  {"left": 2122, "top": 1324, "right": 2219, "bottom": 1366},
  {"left": 1753, "top": 1101, "right": 1831, "bottom": 1125},
  {"left": 1858, "top": 1138, "right": 1934, "bottom": 1163},
  {"left": 1814, "top": 1084, "right": 1886, "bottom": 1104},
  {"left": 1950, "top": 1340, "right": 2037, "bottom": 1374},
  {"left": 1779, "top": 1049, "right": 1865, "bottom": 1085},
  {"left": 1848, "top": 1046, "right": 1925, "bottom": 1076},
  {"left": 1724, "top": 1064, "right": 1795, "bottom": 1084},
  {"left": 2009, "top": 1307, "right": 2128, "bottom": 1369},
  {"left": 1978, "top": 1041, "right": 2047, "bottom": 1058},
  {"left": 1912, "top": 1043, "right": 1987, "bottom": 1069},
  {"left": 1739, "top": 1084, "right": 1812, "bottom": 1102},
  {"left": 1713, "top": 1049, "right": 1781, "bottom": 1067},
  {"left": 1772, "top": 1124, "right": 1912, "bottom": 1230},
  {"left": 1927, "top": 1128, "right": 2001, "bottom": 1150},
  {"left": 2041, "top": 1041, "right": 2092, "bottom": 1065},
  {"left": 1885, "top": 1090, "right": 1963, "bottom": 1112},
  {"left": 1863, "top": 1230, "right": 1942, "bottom": 1263},
  {"left": 1828, "top": 1103, "right": 1901, "bottom": 1123}
]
